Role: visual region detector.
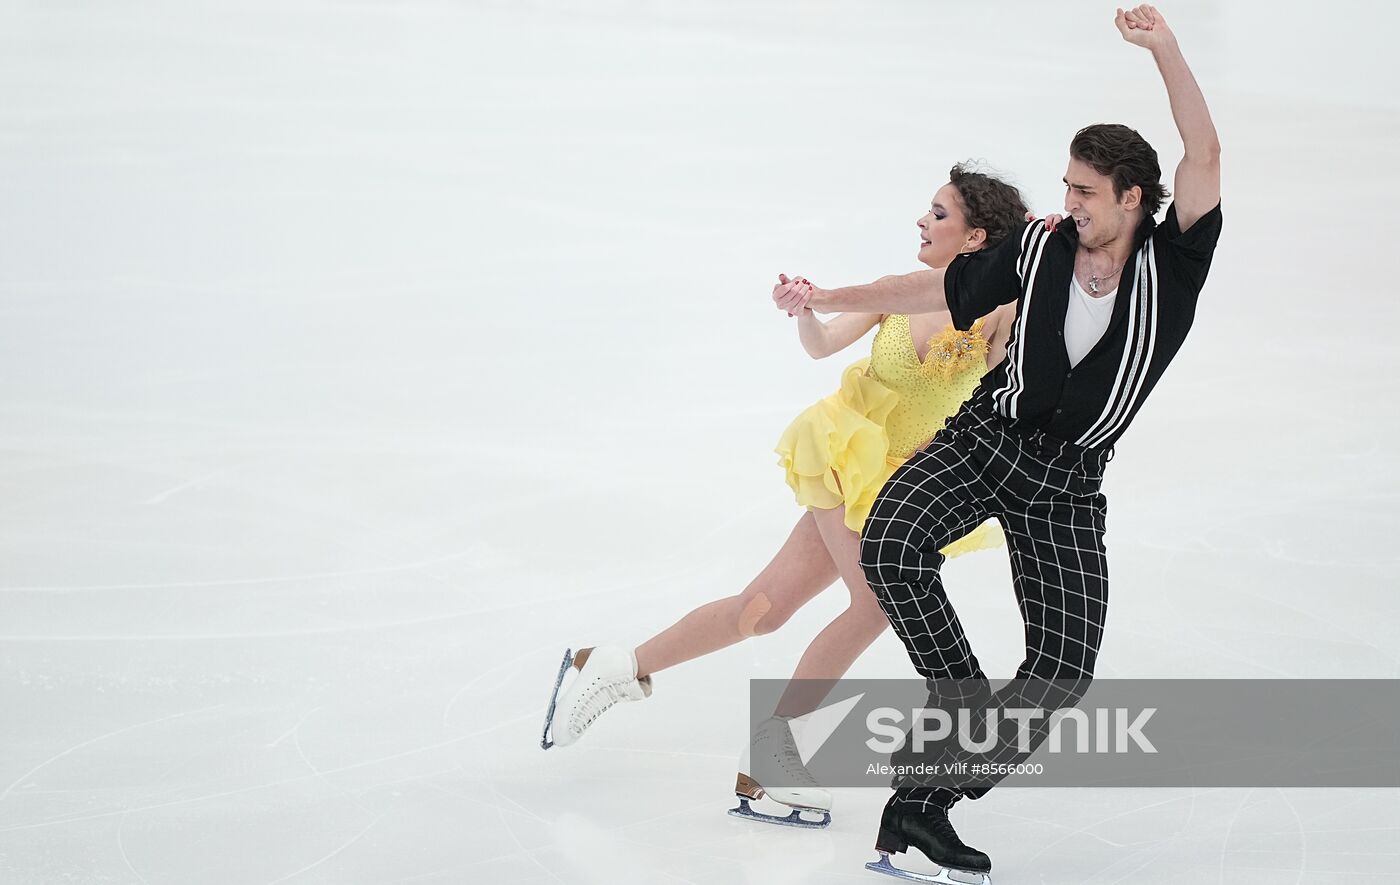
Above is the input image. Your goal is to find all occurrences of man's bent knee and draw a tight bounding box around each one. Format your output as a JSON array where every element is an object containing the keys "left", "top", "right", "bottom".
[{"left": 859, "top": 528, "right": 916, "bottom": 584}]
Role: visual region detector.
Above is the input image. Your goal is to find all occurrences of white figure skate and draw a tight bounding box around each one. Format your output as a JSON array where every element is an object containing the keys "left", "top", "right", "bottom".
[
  {"left": 728, "top": 715, "right": 833, "bottom": 828},
  {"left": 540, "top": 646, "right": 652, "bottom": 750}
]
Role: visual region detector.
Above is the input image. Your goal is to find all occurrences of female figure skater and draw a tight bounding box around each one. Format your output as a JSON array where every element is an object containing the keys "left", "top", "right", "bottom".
[{"left": 541, "top": 163, "right": 1030, "bottom": 827}]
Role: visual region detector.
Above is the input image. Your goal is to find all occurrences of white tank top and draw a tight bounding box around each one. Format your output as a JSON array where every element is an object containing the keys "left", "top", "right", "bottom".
[{"left": 1064, "top": 277, "right": 1117, "bottom": 368}]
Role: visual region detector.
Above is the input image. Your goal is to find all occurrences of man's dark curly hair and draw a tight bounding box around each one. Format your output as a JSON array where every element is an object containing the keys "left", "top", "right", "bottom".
[
  {"left": 948, "top": 162, "right": 1029, "bottom": 247},
  {"left": 1069, "top": 123, "right": 1170, "bottom": 217}
]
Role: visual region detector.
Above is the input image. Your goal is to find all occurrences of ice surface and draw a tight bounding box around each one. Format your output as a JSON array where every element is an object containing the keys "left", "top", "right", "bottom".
[{"left": 2, "top": 1, "right": 1397, "bottom": 882}]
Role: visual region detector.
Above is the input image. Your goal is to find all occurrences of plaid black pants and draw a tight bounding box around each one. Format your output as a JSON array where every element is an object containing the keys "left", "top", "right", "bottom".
[{"left": 859, "top": 387, "right": 1112, "bottom": 812}]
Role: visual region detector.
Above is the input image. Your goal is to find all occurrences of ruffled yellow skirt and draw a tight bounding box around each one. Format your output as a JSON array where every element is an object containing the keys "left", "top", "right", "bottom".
[{"left": 775, "top": 358, "right": 1003, "bottom": 558}]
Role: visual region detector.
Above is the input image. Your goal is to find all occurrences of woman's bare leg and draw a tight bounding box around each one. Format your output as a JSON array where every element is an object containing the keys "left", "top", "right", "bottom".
[
  {"left": 772, "top": 504, "right": 892, "bottom": 718},
  {"left": 633, "top": 511, "right": 839, "bottom": 679}
]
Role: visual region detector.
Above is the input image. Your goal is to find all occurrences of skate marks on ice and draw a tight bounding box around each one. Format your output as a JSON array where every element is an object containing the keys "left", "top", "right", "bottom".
[
  {"left": 0, "top": 546, "right": 483, "bottom": 596},
  {"left": 263, "top": 811, "right": 389, "bottom": 885},
  {"left": 0, "top": 704, "right": 228, "bottom": 806},
  {"left": 1011, "top": 789, "right": 1198, "bottom": 879},
  {"left": 443, "top": 641, "right": 557, "bottom": 729},
  {"left": 549, "top": 809, "right": 837, "bottom": 885},
  {"left": 0, "top": 699, "right": 474, "bottom": 881},
  {"left": 511, "top": 736, "right": 840, "bottom": 885},
  {"left": 982, "top": 789, "right": 1400, "bottom": 884},
  {"left": 466, "top": 787, "right": 1400, "bottom": 885},
  {"left": 554, "top": 810, "right": 723, "bottom": 885}
]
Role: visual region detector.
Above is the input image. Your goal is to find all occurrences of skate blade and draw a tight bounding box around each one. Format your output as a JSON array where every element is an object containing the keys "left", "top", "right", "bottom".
[
  {"left": 864, "top": 852, "right": 990, "bottom": 885},
  {"left": 727, "top": 797, "right": 831, "bottom": 830},
  {"left": 539, "top": 648, "right": 574, "bottom": 750}
]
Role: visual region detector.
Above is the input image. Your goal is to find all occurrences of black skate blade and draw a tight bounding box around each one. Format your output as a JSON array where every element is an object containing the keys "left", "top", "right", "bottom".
[
  {"left": 865, "top": 851, "right": 990, "bottom": 885},
  {"left": 727, "top": 797, "right": 831, "bottom": 830},
  {"left": 539, "top": 648, "right": 574, "bottom": 750}
]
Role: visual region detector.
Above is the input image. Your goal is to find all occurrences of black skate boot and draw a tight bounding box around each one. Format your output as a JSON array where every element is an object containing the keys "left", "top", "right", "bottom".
[{"left": 865, "top": 799, "right": 992, "bottom": 884}]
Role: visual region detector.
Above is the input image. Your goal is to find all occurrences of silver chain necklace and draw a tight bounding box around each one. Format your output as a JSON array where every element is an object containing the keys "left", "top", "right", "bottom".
[{"left": 1086, "top": 261, "right": 1123, "bottom": 295}]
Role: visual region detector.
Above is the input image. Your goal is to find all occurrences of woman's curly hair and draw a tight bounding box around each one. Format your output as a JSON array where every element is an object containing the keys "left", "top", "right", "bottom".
[{"left": 948, "top": 162, "right": 1029, "bottom": 247}]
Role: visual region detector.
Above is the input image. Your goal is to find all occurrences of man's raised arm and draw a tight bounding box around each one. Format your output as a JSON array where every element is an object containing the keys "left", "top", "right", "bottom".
[{"left": 1117, "top": 4, "right": 1221, "bottom": 230}]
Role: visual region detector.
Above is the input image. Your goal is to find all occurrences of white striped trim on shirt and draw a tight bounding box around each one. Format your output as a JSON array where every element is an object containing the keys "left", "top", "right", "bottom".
[
  {"left": 996, "top": 221, "right": 1053, "bottom": 419},
  {"left": 1077, "top": 238, "right": 1160, "bottom": 448}
]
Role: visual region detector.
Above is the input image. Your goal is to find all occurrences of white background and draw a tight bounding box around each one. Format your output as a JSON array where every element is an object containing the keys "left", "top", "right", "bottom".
[{"left": 2, "top": 1, "right": 1398, "bottom": 882}]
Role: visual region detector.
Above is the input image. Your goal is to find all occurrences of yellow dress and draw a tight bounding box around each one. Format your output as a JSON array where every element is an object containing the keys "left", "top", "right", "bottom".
[{"left": 774, "top": 315, "right": 1004, "bottom": 556}]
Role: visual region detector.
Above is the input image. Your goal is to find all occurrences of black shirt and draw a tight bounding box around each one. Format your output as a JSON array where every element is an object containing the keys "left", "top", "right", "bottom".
[{"left": 944, "top": 201, "right": 1223, "bottom": 450}]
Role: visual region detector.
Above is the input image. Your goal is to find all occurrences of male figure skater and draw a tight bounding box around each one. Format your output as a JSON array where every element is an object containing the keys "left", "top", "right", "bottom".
[{"left": 773, "top": 6, "right": 1221, "bottom": 882}]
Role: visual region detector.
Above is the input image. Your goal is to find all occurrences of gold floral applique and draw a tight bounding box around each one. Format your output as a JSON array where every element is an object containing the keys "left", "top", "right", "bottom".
[{"left": 923, "top": 318, "right": 988, "bottom": 379}]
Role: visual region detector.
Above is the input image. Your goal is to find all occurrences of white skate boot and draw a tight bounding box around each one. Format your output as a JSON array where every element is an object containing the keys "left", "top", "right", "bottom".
[
  {"left": 540, "top": 646, "right": 652, "bottom": 750},
  {"left": 728, "top": 715, "right": 833, "bottom": 828}
]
